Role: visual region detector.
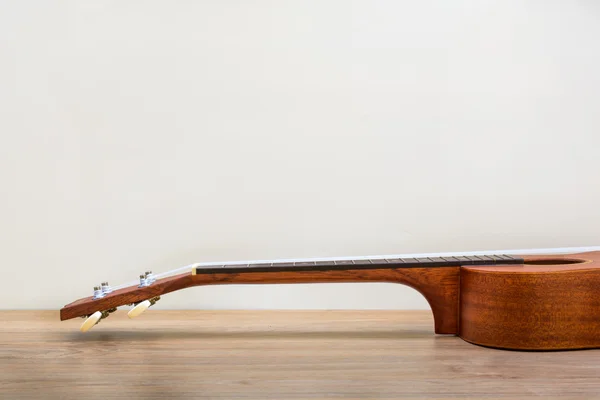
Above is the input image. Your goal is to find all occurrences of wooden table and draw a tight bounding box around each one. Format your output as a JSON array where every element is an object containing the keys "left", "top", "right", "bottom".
[{"left": 1, "top": 310, "right": 599, "bottom": 399}]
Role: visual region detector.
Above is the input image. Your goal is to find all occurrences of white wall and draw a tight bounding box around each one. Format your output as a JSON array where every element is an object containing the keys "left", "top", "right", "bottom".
[{"left": 1, "top": 1, "right": 599, "bottom": 310}]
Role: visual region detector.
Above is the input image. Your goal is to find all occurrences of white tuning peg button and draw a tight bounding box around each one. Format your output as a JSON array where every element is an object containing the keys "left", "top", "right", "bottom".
[
  {"left": 128, "top": 300, "right": 151, "bottom": 319},
  {"left": 80, "top": 311, "right": 102, "bottom": 333}
]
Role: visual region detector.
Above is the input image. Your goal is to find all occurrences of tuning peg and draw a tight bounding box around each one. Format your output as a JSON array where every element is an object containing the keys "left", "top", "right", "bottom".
[
  {"left": 79, "top": 308, "right": 117, "bottom": 333},
  {"left": 128, "top": 300, "right": 151, "bottom": 319},
  {"left": 80, "top": 311, "right": 102, "bottom": 332},
  {"left": 127, "top": 296, "right": 160, "bottom": 319}
]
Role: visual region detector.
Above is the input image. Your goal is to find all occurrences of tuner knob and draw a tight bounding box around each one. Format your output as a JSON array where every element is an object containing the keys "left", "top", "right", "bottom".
[
  {"left": 101, "top": 282, "right": 113, "bottom": 294},
  {"left": 128, "top": 300, "right": 151, "bottom": 319},
  {"left": 93, "top": 286, "right": 105, "bottom": 299},
  {"left": 80, "top": 311, "right": 102, "bottom": 333},
  {"left": 145, "top": 271, "right": 155, "bottom": 284}
]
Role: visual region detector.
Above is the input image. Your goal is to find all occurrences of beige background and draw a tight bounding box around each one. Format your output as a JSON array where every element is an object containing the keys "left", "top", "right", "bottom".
[{"left": 1, "top": 1, "right": 599, "bottom": 309}]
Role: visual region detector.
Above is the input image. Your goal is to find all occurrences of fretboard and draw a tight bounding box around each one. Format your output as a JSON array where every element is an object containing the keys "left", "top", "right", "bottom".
[{"left": 194, "top": 254, "right": 523, "bottom": 274}]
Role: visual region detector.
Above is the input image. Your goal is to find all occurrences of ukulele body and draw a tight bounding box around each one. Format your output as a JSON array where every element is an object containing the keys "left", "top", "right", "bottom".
[{"left": 459, "top": 253, "right": 600, "bottom": 350}]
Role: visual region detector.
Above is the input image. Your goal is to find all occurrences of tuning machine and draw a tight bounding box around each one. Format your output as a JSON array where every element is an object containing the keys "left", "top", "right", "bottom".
[
  {"left": 80, "top": 308, "right": 117, "bottom": 333},
  {"left": 101, "top": 282, "right": 113, "bottom": 294},
  {"left": 138, "top": 271, "right": 156, "bottom": 287},
  {"left": 92, "top": 286, "right": 104, "bottom": 299},
  {"left": 127, "top": 296, "right": 160, "bottom": 319},
  {"left": 92, "top": 282, "right": 113, "bottom": 299}
]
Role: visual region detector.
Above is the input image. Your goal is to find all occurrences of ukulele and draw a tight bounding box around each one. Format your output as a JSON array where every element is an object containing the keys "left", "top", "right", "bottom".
[{"left": 61, "top": 249, "right": 600, "bottom": 351}]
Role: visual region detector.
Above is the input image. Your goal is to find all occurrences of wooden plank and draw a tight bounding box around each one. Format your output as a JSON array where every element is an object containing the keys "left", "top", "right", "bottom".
[{"left": 1, "top": 310, "right": 599, "bottom": 399}]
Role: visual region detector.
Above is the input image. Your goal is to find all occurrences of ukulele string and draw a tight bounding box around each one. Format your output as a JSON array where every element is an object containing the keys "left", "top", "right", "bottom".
[
  {"left": 107, "top": 246, "right": 600, "bottom": 292},
  {"left": 106, "top": 252, "right": 428, "bottom": 292},
  {"left": 108, "top": 263, "right": 198, "bottom": 291},
  {"left": 108, "top": 259, "right": 278, "bottom": 291},
  {"left": 106, "top": 254, "right": 475, "bottom": 291},
  {"left": 107, "top": 255, "right": 360, "bottom": 291}
]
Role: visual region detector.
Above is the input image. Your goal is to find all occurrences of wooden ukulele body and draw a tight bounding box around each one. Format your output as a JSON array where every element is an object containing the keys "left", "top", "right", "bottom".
[
  {"left": 60, "top": 251, "right": 600, "bottom": 350},
  {"left": 459, "top": 252, "right": 600, "bottom": 350}
]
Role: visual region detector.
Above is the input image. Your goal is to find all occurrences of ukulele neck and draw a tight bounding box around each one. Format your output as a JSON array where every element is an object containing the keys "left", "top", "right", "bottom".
[{"left": 193, "top": 254, "right": 524, "bottom": 275}]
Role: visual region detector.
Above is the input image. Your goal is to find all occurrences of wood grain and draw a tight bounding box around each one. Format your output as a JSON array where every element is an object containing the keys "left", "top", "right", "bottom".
[
  {"left": 61, "top": 267, "right": 460, "bottom": 334},
  {"left": 3, "top": 310, "right": 600, "bottom": 400},
  {"left": 60, "top": 273, "right": 195, "bottom": 320},
  {"left": 459, "top": 265, "right": 600, "bottom": 350},
  {"left": 458, "top": 251, "right": 600, "bottom": 350}
]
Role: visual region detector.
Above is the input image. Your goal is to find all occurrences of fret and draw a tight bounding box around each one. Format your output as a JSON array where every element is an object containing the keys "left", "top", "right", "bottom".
[
  {"left": 477, "top": 256, "right": 494, "bottom": 264},
  {"left": 194, "top": 254, "right": 525, "bottom": 274},
  {"left": 294, "top": 261, "right": 316, "bottom": 267},
  {"left": 369, "top": 259, "right": 389, "bottom": 264},
  {"left": 502, "top": 255, "right": 523, "bottom": 264},
  {"left": 273, "top": 262, "right": 295, "bottom": 267},
  {"left": 314, "top": 261, "right": 336, "bottom": 266},
  {"left": 427, "top": 257, "right": 448, "bottom": 266},
  {"left": 441, "top": 257, "right": 461, "bottom": 265},
  {"left": 429, "top": 257, "right": 446, "bottom": 263},
  {"left": 454, "top": 256, "right": 473, "bottom": 264},
  {"left": 385, "top": 258, "right": 404, "bottom": 264}
]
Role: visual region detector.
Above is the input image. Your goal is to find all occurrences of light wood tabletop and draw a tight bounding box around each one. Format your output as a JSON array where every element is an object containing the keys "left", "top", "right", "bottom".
[{"left": 1, "top": 310, "right": 599, "bottom": 399}]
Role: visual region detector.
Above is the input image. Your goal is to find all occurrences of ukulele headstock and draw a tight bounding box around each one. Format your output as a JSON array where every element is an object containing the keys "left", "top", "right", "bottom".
[{"left": 69, "top": 270, "right": 182, "bottom": 332}]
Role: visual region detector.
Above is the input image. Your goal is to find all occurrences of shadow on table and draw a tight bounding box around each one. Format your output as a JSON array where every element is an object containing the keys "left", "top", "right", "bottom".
[{"left": 66, "top": 328, "right": 443, "bottom": 342}]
